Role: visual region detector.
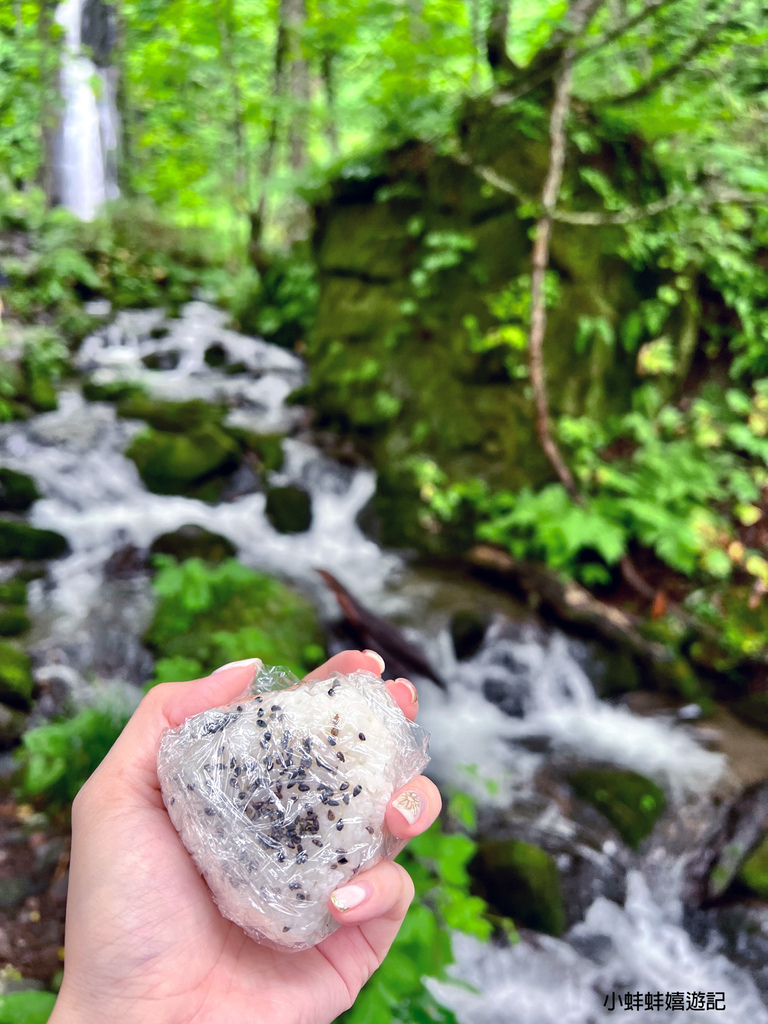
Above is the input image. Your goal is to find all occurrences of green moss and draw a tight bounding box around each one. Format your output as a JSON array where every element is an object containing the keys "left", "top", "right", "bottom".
[
  {"left": 225, "top": 429, "right": 285, "bottom": 472},
  {"left": 470, "top": 838, "right": 565, "bottom": 936},
  {"left": 26, "top": 376, "right": 58, "bottom": 412},
  {"left": 149, "top": 525, "right": 237, "bottom": 564},
  {"left": 0, "top": 607, "right": 30, "bottom": 636},
  {"left": 737, "top": 834, "right": 768, "bottom": 897},
  {"left": 0, "top": 578, "right": 27, "bottom": 605},
  {"left": 0, "top": 642, "right": 34, "bottom": 708},
  {"left": 145, "top": 557, "right": 326, "bottom": 680},
  {"left": 117, "top": 395, "right": 225, "bottom": 432},
  {"left": 569, "top": 768, "right": 666, "bottom": 850},
  {"left": 82, "top": 378, "right": 145, "bottom": 403},
  {"left": 126, "top": 425, "right": 241, "bottom": 495},
  {"left": 265, "top": 486, "right": 312, "bottom": 534},
  {"left": 0, "top": 520, "right": 68, "bottom": 560},
  {"left": 0, "top": 468, "right": 40, "bottom": 512}
]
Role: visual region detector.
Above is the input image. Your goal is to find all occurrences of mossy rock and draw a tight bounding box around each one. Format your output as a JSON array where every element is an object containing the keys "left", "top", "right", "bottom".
[
  {"left": 0, "top": 578, "right": 27, "bottom": 605},
  {"left": 225, "top": 428, "right": 285, "bottom": 473},
  {"left": 732, "top": 692, "right": 768, "bottom": 734},
  {"left": 150, "top": 525, "right": 237, "bottom": 564},
  {"left": 26, "top": 376, "right": 58, "bottom": 413},
  {"left": 470, "top": 838, "right": 565, "bottom": 936},
  {"left": 0, "top": 701, "right": 27, "bottom": 747},
  {"left": 0, "top": 641, "right": 34, "bottom": 708},
  {"left": 0, "top": 607, "right": 30, "bottom": 636},
  {"left": 117, "top": 395, "right": 225, "bottom": 432},
  {"left": 0, "top": 520, "right": 68, "bottom": 560},
  {"left": 737, "top": 834, "right": 768, "bottom": 898},
  {"left": 450, "top": 610, "right": 489, "bottom": 661},
  {"left": 126, "top": 425, "right": 241, "bottom": 495},
  {"left": 145, "top": 558, "right": 326, "bottom": 680},
  {"left": 0, "top": 468, "right": 40, "bottom": 512},
  {"left": 569, "top": 768, "right": 666, "bottom": 850},
  {"left": 265, "top": 486, "right": 312, "bottom": 534},
  {"left": 82, "top": 378, "right": 145, "bottom": 403}
]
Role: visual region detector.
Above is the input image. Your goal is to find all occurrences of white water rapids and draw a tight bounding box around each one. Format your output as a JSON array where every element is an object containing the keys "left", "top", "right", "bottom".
[{"left": 1, "top": 302, "right": 766, "bottom": 1021}]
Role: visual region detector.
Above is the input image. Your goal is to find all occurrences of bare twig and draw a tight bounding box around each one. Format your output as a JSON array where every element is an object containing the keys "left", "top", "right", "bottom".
[
  {"left": 606, "top": 0, "right": 741, "bottom": 104},
  {"left": 577, "top": 0, "right": 678, "bottom": 57}
]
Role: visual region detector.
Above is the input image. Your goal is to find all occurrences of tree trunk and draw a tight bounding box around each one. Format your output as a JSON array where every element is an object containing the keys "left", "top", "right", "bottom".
[
  {"left": 36, "top": 0, "right": 59, "bottom": 207},
  {"left": 320, "top": 47, "right": 339, "bottom": 155},
  {"left": 284, "top": 0, "right": 308, "bottom": 172},
  {"left": 486, "top": 0, "right": 516, "bottom": 76},
  {"left": 216, "top": 0, "right": 252, "bottom": 211},
  {"left": 114, "top": 0, "right": 134, "bottom": 196}
]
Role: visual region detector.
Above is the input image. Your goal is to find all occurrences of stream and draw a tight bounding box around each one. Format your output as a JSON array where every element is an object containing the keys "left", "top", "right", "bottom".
[{"left": 2, "top": 301, "right": 768, "bottom": 1022}]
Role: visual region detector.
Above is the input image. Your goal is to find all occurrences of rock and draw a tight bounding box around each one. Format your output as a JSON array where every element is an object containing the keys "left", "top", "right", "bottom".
[
  {"left": 102, "top": 543, "right": 149, "bottom": 579},
  {"left": 0, "top": 607, "right": 30, "bottom": 636},
  {"left": 450, "top": 609, "right": 489, "bottom": 661},
  {"left": 0, "top": 702, "right": 27, "bottom": 747},
  {"left": 470, "top": 838, "right": 565, "bottom": 936},
  {"left": 82, "top": 378, "right": 144, "bottom": 402},
  {"left": 733, "top": 692, "right": 768, "bottom": 734},
  {"left": 0, "top": 468, "right": 39, "bottom": 512},
  {"left": 265, "top": 485, "right": 312, "bottom": 534},
  {"left": 26, "top": 376, "right": 58, "bottom": 413},
  {"left": 0, "top": 643, "right": 34, "bottom": 708},
  {"left": 117, "top": 395, "right": 225, "bottom": 432},
  {"left": 738, "top": 834, "right": 768, "bottom": 897},
  {"left": 690, "top": 781, "right": 768, "bottom": 902},
  {"left": 0, "top": 520, "right": 68, "bottom": 560},
  {"left": 568, "top": 768, "right": 666, "bottom": 850},
  {"left": 204, "top": 343, "right": 227, "bottom": 367},
  {"left": 225, "top": 428, "right": 285, "bottom": 473},
  {"left": 126, "top": 425, "right": 241, "bottom": 495},
  {"left": 149, "top": 525, "right": 237, "bottom": 564}
]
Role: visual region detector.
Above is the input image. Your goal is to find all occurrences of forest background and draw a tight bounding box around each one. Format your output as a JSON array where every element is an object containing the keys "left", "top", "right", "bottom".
[{"left": 3, "top": 0, "right": 768, "bottom": 1021}]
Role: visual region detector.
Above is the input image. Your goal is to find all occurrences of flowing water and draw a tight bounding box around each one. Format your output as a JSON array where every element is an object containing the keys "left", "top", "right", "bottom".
[{"left": 3, "top": 302, "right": 767, "bottom": 1021}]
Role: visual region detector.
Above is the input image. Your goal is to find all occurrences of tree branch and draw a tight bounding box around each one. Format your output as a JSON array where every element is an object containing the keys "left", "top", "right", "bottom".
[
  {"left": 605, "top": 0, "right": 741, "bottom": 105},
  {"left": 577, "top": 0, "right": 678, "bottom": 59}
]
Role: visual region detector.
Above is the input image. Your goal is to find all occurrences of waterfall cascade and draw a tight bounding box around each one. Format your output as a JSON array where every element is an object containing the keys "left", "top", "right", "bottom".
[{"left": 55, "top": 0, "right": 119, "bottom": 221}]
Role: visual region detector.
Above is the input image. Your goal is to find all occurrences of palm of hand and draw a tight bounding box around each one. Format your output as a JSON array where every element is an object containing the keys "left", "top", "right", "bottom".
[{"left": 54, "top": 652, "right": 435, "bottom": 1024}]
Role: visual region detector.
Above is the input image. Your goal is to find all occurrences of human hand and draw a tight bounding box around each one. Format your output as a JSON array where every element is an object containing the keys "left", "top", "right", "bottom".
[{"left": 50, "top": 651, "right": 441, "bottom": 1024}]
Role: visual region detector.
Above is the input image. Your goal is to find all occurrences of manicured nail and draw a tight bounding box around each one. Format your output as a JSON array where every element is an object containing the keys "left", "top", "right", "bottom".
[
  {"left": 394, "top": 677, "right": 418, "bottom": 704},
  {"left": 391, "top": 789, "right": 424, "bottom": 826},
  {"left": 212, "top": 658, "right": 261, "bottom": 674},
  {"left": 362, "top": 650, "right": 385, "bottom": 673},
  {"left": 330, "top": 883, "right": 371, "bottom": 911}
]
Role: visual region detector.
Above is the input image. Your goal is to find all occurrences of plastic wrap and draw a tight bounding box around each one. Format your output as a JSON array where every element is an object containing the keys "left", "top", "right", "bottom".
[{"left": 157, "top": 664, "right": 430, "bottom": 951}]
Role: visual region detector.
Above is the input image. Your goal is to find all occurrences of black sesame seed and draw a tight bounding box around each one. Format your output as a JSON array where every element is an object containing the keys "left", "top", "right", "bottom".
[
  {"left": 366, "top": 825, "right": 374, "bottom": 834},
  {"left": 338, "top": 856, "right": 348, "bottom": 864},
  {"left": 237, "top": 705, "right": 243, "bottom": 712},
  {"left": 330, "top": 863, "right": 338, "bottom": 869},
  {"left": 328, "top": 737, "right": 336, "bottom": 746},
  {"left": 170, "top": 797, "right": 176, "bottom": 805},
  {"left": 271, "top": 705, "right": 281, "bottom": 711},
  {"left": 336, "top": 821, "right": 344, "bottom": 831},
  {"left": 339, "top": 782, "right": 349, "bottom": 791},
  {"left": 336, "top": 752, "right": 345, "bottom": 762},
  {"left": 302, "top": 738, "right": 312, "bottom": 751},
  {"left": 353, "top": 785, "right": 362, "bottom": 797},
  {"left": 283, "top": 926, "right": 291, "bottom": 932},
  {"left": 238, "top": 792, "right": 247, "bottom": 800},
  {"left": 312, "top": 839, "right": 323, "bottom": 847},
  {"left": 358, "top": 732, "right": 366, "bottom": 741},
  {"left": 343, "top": 794, "right": 350, "bottom": 805},
  {"left": 331, "top": 727, "right": 339, "bottom": 737},
  {"left": 289, "top": 881, "right": 302, "bottom": 890},
  {"left": 257, "top": 720, "right": 267, "bottom": 728},
  {"left": 205, "top": 807, "right": 215, "bottom": 816},
  {"left": 298, "top": 783, "right": 310, "bottom": 792},
  {"left": 328, "top": 688, "right": 336, "bottom": 695},
  {"left": 187, "top": 784, "right": 195, "bottom": 791},
  {"left": 264, "top": 732, "right": 271, "bottom": 740}
]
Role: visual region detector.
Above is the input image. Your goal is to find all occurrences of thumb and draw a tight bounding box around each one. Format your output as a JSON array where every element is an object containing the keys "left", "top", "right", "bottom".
[{"left": 88, "top": 659, "right": 263, "bottom": 801}]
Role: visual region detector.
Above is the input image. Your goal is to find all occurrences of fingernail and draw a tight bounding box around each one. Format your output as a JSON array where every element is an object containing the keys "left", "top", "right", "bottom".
[
  {"left": 330, "top": 883, "right": 371, "bottom": 911},
  {"left": 394, "top": 677, "right": 418, "bottom": 704},
  {"left": 392, "top": 789, "right": 424, "bottom": 827},
  {"left": 212, "top": 658, "right": 261, "bottom": 674},
  {"left": 362, "top": 650, "right": 385, "bottom": 674}
]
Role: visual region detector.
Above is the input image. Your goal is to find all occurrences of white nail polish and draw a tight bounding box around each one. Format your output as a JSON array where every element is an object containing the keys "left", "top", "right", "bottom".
[
  {"left": 392, "top": 790, "right": 423, "bottom": 826},
  {"left": 212, "top": 658, "right": 261, "bottom": 674},
  {"left": 330, "top": 884, "right": 370, "bottom": 911},
  {"left": 363, "top": 650, "right": 385, "bottom": 673}
]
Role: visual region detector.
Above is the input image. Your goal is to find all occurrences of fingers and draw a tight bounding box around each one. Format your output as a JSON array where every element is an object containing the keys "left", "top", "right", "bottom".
[
  {"left": 303, "top": 649, "right": 385, "bottom": 681},
  {"left": 85, "top": 659, "right": 264, "bottom": 800},
  {"left": 328, "top": 858, "right": 415, "bottom": 929},
  {"left": 385, "top": 775, "right": 442, "bottom": 839},
  {"left": 385, "top": 678, "right": 418, "bottom": 721}
]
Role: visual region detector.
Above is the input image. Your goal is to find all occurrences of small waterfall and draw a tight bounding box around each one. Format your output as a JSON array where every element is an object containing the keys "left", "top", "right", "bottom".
[{"left": 55, "top": 0, "right": 119, "bottom": 221}]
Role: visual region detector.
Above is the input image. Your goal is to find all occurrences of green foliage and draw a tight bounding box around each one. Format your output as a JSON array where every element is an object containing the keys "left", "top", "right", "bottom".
[
  {"left": 225, "top": 253, "right": 318, "bottom": 347},
  {"left": 0, "top": 990, "right": 56, "bottom": 1024},
  {"left": 146, "top": 557, "right": 325, "bottom": 681},
  {"left": 15, "top": 705, "right": 129, "bottom": 807},
  {"left": 340, "top": 795, "right": 511, "bottom": 1024}
]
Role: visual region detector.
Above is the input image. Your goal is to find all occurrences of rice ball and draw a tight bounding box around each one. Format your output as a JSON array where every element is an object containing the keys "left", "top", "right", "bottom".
[{"left": 157, "top": 665, "right": 430, "bottom": 951}]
